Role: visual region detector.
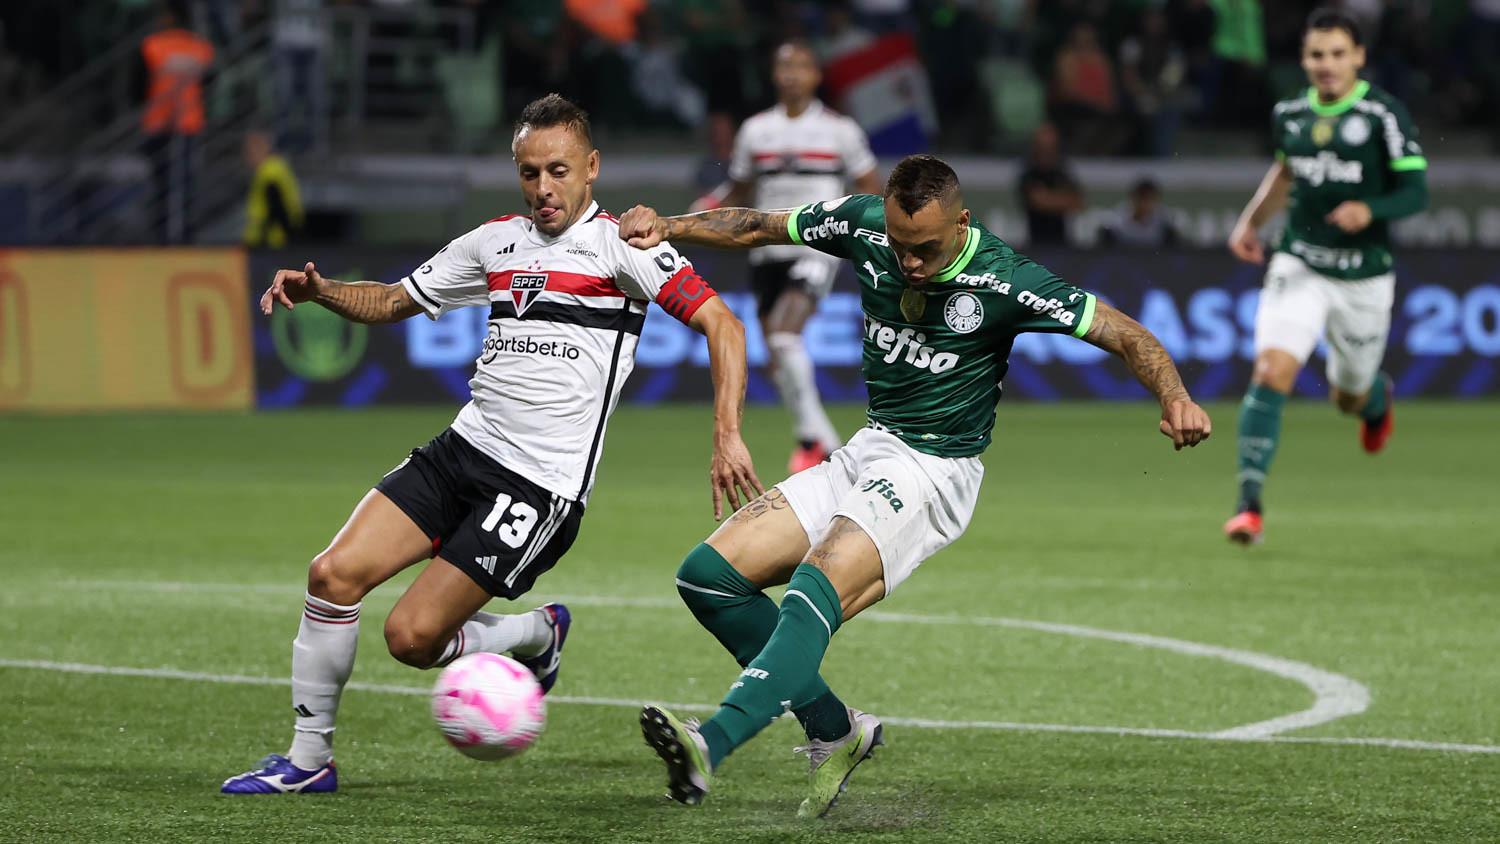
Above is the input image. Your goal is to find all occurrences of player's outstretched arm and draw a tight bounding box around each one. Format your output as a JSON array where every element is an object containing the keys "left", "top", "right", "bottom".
[
  {"left": 619, "top": 204, "right": 794, "bottom": 251},
  {"left": 260, "top": 261, "right": 424, "bottom": 324},
  {"left": 687, "top": 296, "right": 764, "bottom": 520},
  {"left": 1083, "top": 301, "right": 1212, "bottom": 450},
  {"left": 1228, "top": 161, "right": 1292, "bottom": 264}
]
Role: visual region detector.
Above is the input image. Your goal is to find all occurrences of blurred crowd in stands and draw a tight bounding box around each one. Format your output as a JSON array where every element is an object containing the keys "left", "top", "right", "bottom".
[{"left": 4, "top": 0, "right": 1498, "bottom": 160}]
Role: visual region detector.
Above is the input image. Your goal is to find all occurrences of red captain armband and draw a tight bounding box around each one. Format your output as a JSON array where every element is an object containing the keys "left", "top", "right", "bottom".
[{"left": 656, "top": 266, "right": 717, "bottom": 324}]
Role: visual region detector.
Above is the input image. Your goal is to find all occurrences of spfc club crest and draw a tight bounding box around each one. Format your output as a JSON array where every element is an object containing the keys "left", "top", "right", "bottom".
[{"left": 509, "top": 273, "right": 547, "bottom": 316}]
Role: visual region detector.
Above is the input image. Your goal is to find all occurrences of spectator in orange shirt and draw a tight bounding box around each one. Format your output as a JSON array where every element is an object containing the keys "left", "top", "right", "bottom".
[{"left": 140, "top": 1, "right": 214, "bottom": 243}]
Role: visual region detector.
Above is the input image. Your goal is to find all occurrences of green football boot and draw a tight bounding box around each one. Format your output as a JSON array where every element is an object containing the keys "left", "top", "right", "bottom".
[
  {"left": 640, "top": 704, "right": 712, "bottom": 806},
  {"left": 795, "top": 707, "right": 884, "bottom": 818}
]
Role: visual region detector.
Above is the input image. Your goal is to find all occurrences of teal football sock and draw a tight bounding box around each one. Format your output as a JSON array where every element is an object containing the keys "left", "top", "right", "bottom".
[
  {"left": 675, "top": 544, "right": 849, "bottom": 742},
  {"left": 702, "top": 563, "right": 843, "bottom": 767},
  {"left": 1237, "top": 383, "right": 1287, "bottom": 513},
  {"left": 1359, "top": 372, "right": 1391, "bottom": 421}
]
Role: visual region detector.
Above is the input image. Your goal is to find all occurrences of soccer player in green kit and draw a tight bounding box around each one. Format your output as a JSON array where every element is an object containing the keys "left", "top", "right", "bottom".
[
  {"left": 617, "top": 155, "right": 1212, "bottom": 817},
  {"left": 1223, "top": 9, "right": 1427, "bottom": 545}
]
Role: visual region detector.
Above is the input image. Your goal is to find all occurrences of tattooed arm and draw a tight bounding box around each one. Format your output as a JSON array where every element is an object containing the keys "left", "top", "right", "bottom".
[
  {"left": 618, "top": 205, "right": 793, "bottom": 250},
  {"left": 1083, "top": 300, "right": 1213, "bottom": 450},
  {"left": 260, "top": 261, "right": 423, "bottom": 324}
]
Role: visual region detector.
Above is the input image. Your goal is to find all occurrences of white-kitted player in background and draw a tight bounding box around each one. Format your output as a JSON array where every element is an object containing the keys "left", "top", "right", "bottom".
[{"left": 695, "top": 40, "right": 881, "bottom": 473}]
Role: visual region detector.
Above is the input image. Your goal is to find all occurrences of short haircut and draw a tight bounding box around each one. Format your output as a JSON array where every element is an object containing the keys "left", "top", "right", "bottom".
[
  {"left": 1131, "top": 178, "right": 1160, "bottom": 197},
  {"left": 513, "top": 94, "right": 593, "bottom": 150},
  {"left": 1305, "top": 7, "right": 1362, "bottom": 47},
  {"left": 885, "top": 155, "right": 961, "bottom": 216}
]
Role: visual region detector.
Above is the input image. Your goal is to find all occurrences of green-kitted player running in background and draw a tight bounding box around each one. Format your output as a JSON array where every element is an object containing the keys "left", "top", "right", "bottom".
[
  {"left": 1223, "top": 8, "right": 1428, "bottom": 545},
  {"left": 618, "top": 155, "right": 1211, "bottom": 817}
]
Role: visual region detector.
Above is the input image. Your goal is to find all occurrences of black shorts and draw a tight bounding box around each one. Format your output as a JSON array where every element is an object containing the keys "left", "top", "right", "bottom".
[
  {"left": 375, "top": 428, "right": 583, "bottom": 599},
  {"left": 748, "top": 257, "right": 838, "bottom": 319}
]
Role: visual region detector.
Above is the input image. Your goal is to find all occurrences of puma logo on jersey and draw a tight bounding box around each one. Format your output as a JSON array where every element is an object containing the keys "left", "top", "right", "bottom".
[
  {"left": 865, "top": 317, "right": 960, "bottom": 373},
  {"left": 864, "top": 260, "right": 890, "bottom": 288},
  {"left": 1287, "top": 151, "right": 1364, "bottom": 186},
  {"left": 859, "top": 477, "right": 905, "bottom": 512}
]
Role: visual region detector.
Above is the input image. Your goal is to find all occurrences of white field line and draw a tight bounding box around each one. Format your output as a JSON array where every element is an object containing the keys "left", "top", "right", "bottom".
[
  {"left": 54, "top": 580, "right": 1371, "bottom": 739},
  {"left": 1, "top": 658, "right": 1496, "bottom": 755},
  {"left": 855, "top": 610, "right": 1372, "bottom": 741}
]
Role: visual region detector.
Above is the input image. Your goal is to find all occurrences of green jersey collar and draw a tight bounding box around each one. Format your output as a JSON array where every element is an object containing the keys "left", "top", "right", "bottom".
[
  {"left": 932, "top": 225, "right": 981, "bottom": 283},
  {"left": 1306, "top": 79, "right": 1370, "bottom": 117}
]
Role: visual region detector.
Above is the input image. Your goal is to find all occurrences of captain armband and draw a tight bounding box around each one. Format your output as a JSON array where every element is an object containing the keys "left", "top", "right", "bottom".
[{"left": 656, "top": 266, "right": 717, "bottom": 324}]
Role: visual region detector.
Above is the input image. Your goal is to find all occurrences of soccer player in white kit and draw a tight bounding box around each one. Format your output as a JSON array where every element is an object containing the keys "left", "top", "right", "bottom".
[
  {"left": 222, "top": 95, "right": 761, "bottom": 793},
  {"left": 696, "top": 41, "right": 881, "bottom": 473}
]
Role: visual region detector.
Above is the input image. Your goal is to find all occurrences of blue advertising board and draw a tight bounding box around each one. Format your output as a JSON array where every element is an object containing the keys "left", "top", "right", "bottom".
[{"left": 250, "top": 248, "right": 1500, "bottom": 408}]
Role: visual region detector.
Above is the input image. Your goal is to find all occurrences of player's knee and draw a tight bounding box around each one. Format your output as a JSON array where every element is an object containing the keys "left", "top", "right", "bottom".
[
  {"left": 383, "top": 616, "right": 444, "bottom": 668},
  {"left": 306, "top": 548, "right": 369, "bottom": 605},
  {"left": 1251, "top": 355, "right": 1297, "bottom": 393},
  {"left": 766, "top": 331, "right": 803, "bottom": 363},
  {"left": 677, "top": 542, "right": 748, "bottom": 596}
]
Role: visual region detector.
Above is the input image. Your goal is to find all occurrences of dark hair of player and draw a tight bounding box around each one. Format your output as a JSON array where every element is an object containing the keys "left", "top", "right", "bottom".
[
  {"left": 513, "top": 94, "right": 593, "bottom": 148},
  {"left": 1304, "top": 7, "right": 1362, "bottom": 46},
  {"left": 885, "top": 155, "right": 961, "bottom": 215},
  {"left": 1131, "top": 178, "right": 1161, "bottom": 198}
]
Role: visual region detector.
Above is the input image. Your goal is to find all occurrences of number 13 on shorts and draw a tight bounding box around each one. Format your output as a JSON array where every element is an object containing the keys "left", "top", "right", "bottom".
[{"left": 482, "top": 492, "right": 539, "bottom": 549}]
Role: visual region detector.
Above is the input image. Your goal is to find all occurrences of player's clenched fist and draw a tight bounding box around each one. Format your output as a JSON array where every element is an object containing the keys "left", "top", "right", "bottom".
[
  {"left": 1227, "top": 222, "right": 1265, "bottom": 265},
  {"left": 1159, "top": 399, "right": 1213, "bottom": 450},
  {"left": 619, "top": 205, "right": 666, "bottom": 249},
  {"left": 260, "top": 261, "right": 325, "bottom": 315}
]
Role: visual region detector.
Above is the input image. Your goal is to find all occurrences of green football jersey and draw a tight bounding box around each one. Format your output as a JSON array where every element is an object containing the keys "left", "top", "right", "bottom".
[
  {"left": 787, "top": 194, "right": 1097, "bottom": 458},
  {"left": 1272, "top": 80, "right": 1426, "bottom": 279}
]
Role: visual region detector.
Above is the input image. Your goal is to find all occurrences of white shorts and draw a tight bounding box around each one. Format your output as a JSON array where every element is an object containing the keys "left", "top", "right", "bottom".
[
  {"left": 1255, "top": 252, "right": 1396, "bottom": 393},
  {"left": 776, "top": 426, "right": 984, "bottom": 596}
]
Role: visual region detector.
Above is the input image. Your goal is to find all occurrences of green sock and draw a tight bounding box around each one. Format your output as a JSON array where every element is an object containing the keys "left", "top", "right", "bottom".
[
  {"left": 1237, "top": 383, "right": 1287, "bottom": 513},
  {"left": 675, "top": 545, "right": 850, "bottom": 742},
  {"left": 1359, "top": 372, "right": 1391, "bottom": 421},
  {"left": 703, "top": 563, "right": 843, "bottom": 767}
]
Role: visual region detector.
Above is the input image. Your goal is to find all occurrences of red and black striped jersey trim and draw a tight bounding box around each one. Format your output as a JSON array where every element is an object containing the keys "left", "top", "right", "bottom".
[{"left": 488, "top": 299, "right": 647, "bottom": 334}]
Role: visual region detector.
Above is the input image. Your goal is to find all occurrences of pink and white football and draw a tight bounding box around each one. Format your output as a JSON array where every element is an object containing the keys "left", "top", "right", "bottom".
[{"left": 430, "top": 653, "right": 546, "bottom": 760}]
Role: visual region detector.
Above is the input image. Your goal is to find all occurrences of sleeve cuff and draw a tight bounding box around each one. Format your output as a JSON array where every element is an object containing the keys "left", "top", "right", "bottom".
[
  {"left": 401, "top": 276, "right": 442, "bottom": 320},
  {"left": 1391, "top": 155, "right": 1427, "bottom": 172},
  {"left": 786, "top": 205, "right": 805, "bottom": 245},
  {"left": 1071, "top": 293, "right": 1097, "bottom": 338}
]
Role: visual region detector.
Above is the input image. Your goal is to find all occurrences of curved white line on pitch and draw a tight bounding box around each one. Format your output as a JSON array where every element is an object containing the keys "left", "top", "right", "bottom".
[
  {"left": 855, "top": 610, "right": 1372, "bottom": 739},
  {"left": 54, "top": 581, "right": 1372, "bottom": 737},
  {"left": 0, "top": 658, "right": 1487, "bottom": 754}
]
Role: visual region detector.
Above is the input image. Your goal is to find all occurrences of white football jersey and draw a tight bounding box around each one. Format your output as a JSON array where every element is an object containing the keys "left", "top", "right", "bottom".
[
  {"left": 728, "top": 100, "right": 877, "bottom": 264},
  {"left": 401, "top": 201, "right": 715, "bottom": 504}
]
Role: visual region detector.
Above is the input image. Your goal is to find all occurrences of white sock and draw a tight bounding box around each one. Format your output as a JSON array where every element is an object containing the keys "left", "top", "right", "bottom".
[
  {"left": 435, "top": 609, "right": 552, "bottom": 666},
  {"left": 768, "top": 331, "right": 839, "bottom": 450},
  {"left": 287, "top": 592, "right": 360, "bottom": 770}
]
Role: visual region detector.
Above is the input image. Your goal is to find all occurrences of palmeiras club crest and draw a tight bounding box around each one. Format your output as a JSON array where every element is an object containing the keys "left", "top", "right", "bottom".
[{"left": 508, "top": 273, "right": 548, "bottom": 316}]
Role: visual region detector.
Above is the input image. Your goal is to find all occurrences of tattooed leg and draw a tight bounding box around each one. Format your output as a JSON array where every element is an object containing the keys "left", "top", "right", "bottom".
[
  {"left": 703, "top": 488, "right": 809, "bottom": 588},
  {"left": 805, "top": 516, "right": 887, "bottom": 622}
]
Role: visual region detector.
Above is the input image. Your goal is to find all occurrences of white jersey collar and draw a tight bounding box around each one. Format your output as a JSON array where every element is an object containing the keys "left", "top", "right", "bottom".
[{"left": 776, "top": 99, "right": 825, "bottom": 122}]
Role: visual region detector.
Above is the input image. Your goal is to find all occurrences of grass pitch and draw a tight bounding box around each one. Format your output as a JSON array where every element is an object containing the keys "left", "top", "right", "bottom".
[{"left": 2, "top": 401, "right": 1498, "bottom": 842}]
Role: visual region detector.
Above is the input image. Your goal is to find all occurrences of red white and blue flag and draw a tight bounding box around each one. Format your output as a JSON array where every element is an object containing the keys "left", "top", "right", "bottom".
[{"left": 823, "top": 33, "right": 938, "bottom": 156}]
